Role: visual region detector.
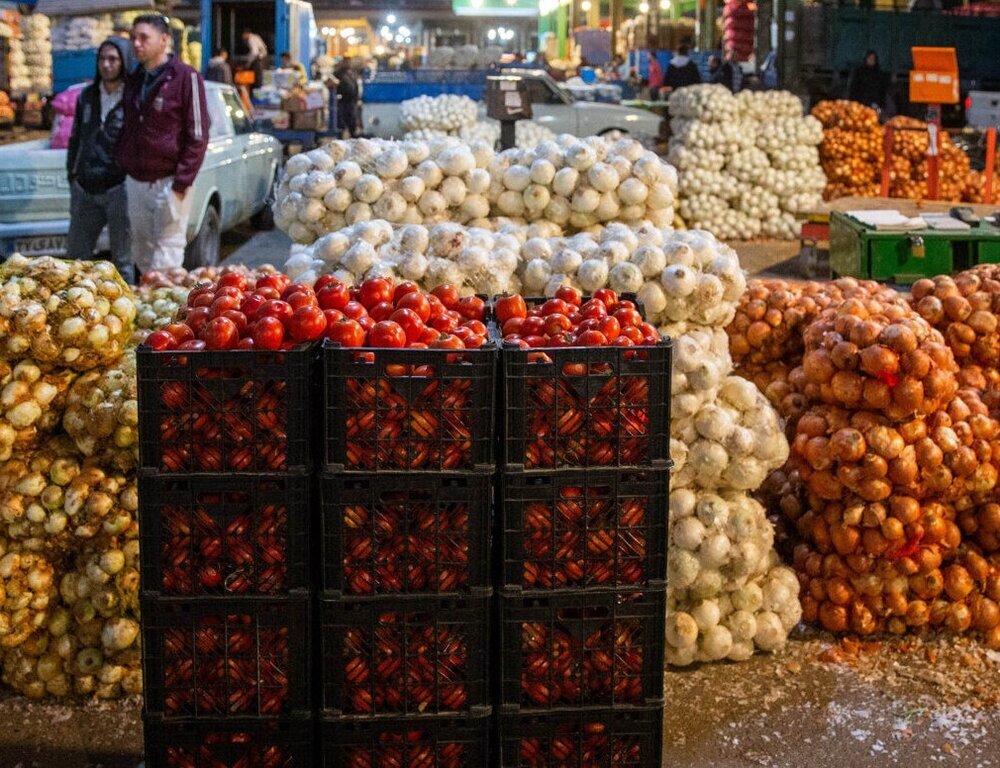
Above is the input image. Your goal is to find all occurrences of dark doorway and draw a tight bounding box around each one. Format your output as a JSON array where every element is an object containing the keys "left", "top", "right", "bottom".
[{"left": 213, "top": 2, "right": 276, "bottom": 64}]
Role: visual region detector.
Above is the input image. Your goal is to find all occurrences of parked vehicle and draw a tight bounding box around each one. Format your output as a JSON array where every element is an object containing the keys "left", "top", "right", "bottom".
[
  {"left": 364, "top": 69, "right": 662, "bottom": 140},
  {"left": 0, "top": 83, "right": 280, "bottom": 268}
]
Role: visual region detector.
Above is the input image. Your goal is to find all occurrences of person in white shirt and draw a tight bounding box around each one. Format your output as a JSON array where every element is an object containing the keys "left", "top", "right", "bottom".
[{"left": 241, "top": 28, "right": 268, "bottom": 88}]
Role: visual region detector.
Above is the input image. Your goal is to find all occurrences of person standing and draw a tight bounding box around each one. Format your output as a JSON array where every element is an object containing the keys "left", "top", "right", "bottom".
[
  {"left": 66, "top": 37, "right": 134, "bottom": 283},
  {"left": 334, "top": 58, "right": 359, "bottom": 137},
  {"left": 848, "top": 50, "right": 890, "bottom": 112},
  {"left": 647, "top": 53, "right": 664, "bottom": 99},
  {"left": 206, "top": 47, "right": 233, "bottom": 85},
  {"left": 662, "top": 44, "right": 702, "bottom": 94},
  {"left": 117, "top": 14, "right": 209, "bottom": 273},
  {"left": 241, "top": 28, "right": 267, "bottom": 88},
  {"left": 710, "top": 49, "right": 742, "bottom": 93}
]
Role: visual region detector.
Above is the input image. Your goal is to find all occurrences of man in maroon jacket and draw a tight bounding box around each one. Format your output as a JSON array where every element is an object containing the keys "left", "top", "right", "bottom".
[{"left": 118, "top": 14, "right": 209, "bottom": 272}]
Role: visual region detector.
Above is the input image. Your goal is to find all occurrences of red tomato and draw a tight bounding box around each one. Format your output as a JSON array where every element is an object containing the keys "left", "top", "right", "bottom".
[
  {"left": 523, "top": 335, "right": 547, "bottom": 348},
  {"left": 163, "top": 323, "right": 194, "bottom": 344},
  {"left": 507, "top": 338, "right": 530, "bottom": 350},
  {"left": 408, "top": 342, "right": 428, "bottom": 349},
  {"left": 503, "top": 317, "right": 526, "bottom": 337},
  {"left": 429, "top": 310, "right": 461, "bottom": 333},
  {"left": 593, "top": 288, "right": 618, "bottom": 309},
  {"left": 393, "top": 281, "right": 421, "bottom": 303},
  {"left": 317, "top": 281, "right": 350, "bottom": 311},
  {"left": 342, "top": 301, "right": 368, "bottom": 320},
  {"left": 185, "top": 306, "right": 212, "bottom": 337},
  {"left": 187, "top": 286, "right": 214, "bottom": 306},
  {"left": 252, "top": 316, "right": 285, "bottom": 350},
  {"left": 575, "top": 329, "right": 608, "bottom": 346},
  {"left": 237, "top": 336, "right": 255, "bottom": 350},
  {"left": 419, "top": 325, "right": 441, "bottom": 345},
  {"left": 220, "top": 310, "right": 249, "bottom": 337},
  {"left": 190, "top": 291, "right": 215, "bottom": 308},
  {"left": 257, "top": 274, "right": 290, "bottom": 294},
  {"left": 215, "top": 286, "right": 244, "bottom": 300},
  {"left": 598, "top": 316, "right": 621, "bottom": 340},
  {"left": 526, "top": 309, "right": 542, "bottom": 319},
  {"left": 323, "top": 309, "right": 345, "bottom": 327},
  {"left": 431, "top": 284, "right": 460, "bottom": 310},
  {"left": 614, "top": 308, "right": 643, "bottom": 328},
  {"left": 611, "top": 335, "right": 635, "bottom": 347},
  {"left": 555, "top": 285, "right": 583, "bottom": 307},
  {"left": 210, "top": 295, "right": 241, "bottom": 317},
  {"left": 462, "top": 319, "right": 488, "bottom": 337},
  {"left": 396, "top": 291, "right": 431, "bottom": 322},
  {"left": 617, "top": 300, "right": 638, "bottom": 312},
  {"left": 389, "top": 308, "right": 425, "bottom": 343},
  {"left": 203, "top": 317, "right": 239, "bottom": 350},
  {"left": 540, "top": 298, "right": 571, "bottom": 317},
  {"left": 255, "top": 286, "right": 281, "bottom": 301},
  {"left": 281, "top": 282, "right": 312, "bottom": 301},
  {"left": 639, "top": 322, "right": 659, "bottom": 339},
  {"left": 324, "top": 318, "right": 365, "bottom": 347},
  {"left": 261, "top": 300, "right": 293, "bottom": 325},
  {"left": 287, "top": 305, "right": 327, "bottom": 342},
  {"left": 146, "top": 330, "right": 177, "bottom": 351},
  {"left": 287, "top": 291, "right": 318, "bottom": 310},
  {"left": 577, "top": 317, "right": 602, "bottom": 333},
  {"left": 521, "top": 316, "right": 546, "bottom": 337},
  {"left": 426, "top": 293, "right": 446, "bottom": 318},
  {"left": 358, "top": 278, "right": 394, "bottom": 309},
  {"left": 357, "top": 316, "right": 375, "bottom": 333},
  {"left": 457, "top": 295, "right": 485, "bottom": 321},
  {"left": 313, "top": 275, "right": 340, "bottom": 291},
  {"left": 177, "top": 339, "right": 207, "bottom": 351},
  {"left": 430, "top": 333, "right": 464, "bottom": 349},
  {"left": 546, "top": 332, "right": 575, "bottom": 348},
  {"left": 495, "top": 294, "right": 528, "bottom": 324},
  {"left": 620, "top": 326, "right": 645, "bottom": 344},
  {"left": 580, "top": 299, "right": 608, "bottom": 320},
  {"left": 543, "top": 313, "right": 573, "bottom": 336},
  {"left": 367, "top": 320, "right": 407, "bottom": 348},
  {"left": 453, "top": 326, "right": 483, "bottom": 348},
  {"left": 240, "top": 293, "right": 268, "bottom": 320},
  {"left": 368, "top": 301, "right": 396, "bottom": 322}
]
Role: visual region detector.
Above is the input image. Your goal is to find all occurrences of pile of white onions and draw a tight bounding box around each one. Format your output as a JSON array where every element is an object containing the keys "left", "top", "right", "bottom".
[
  {"left": 273, "top": 134, "right": 678, "bottom": 244},
  {"left": 668, "top": 85, "right": 826, "bottom": 240},
  {"left": 401, "top": 94, "right": 479, "bottom": 133}
]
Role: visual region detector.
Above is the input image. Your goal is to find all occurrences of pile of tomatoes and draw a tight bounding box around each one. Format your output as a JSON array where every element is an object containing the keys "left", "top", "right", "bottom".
[
  {"left": 146, "top": 272, "right": 488, "bottom": 352},
  {"left": 164, "top": 731, "right": 293, "bottom": 768},
  {"left": 517, "top": 722, "right": 643, "bottom": 768},
  {"left": 340, "top": 496, "right": 471, "bottom": 595},
  {"left": 341, "top": 621, "right": 471, "bottom": 715},
  {"left": 157, "top": 496, "right": 293, "bottom": 596},
  {"left": 496, "top": 287, "right": 660, "bottom": 351},
  {"left": 519, "top": 619, "right": 645, "bottom": 708},
  {"left": 161, "top": 616, "right": 291, "bottom": 717},
  {"left": 520, "top": 487, "right": 649, "bottom": 590},
  {"left": 345, "top": 733, "right": 467, "bottom": 768}
]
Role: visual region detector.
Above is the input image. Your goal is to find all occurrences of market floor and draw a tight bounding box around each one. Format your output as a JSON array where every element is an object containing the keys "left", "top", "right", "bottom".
[{"left": 1, "top": 628, "right": 998, "bottom": 768}]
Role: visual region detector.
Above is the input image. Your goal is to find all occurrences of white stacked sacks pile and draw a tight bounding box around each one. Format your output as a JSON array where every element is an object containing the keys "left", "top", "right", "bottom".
[
  {"left": 22, "top": 15, "right": 52, "bottom": 94},
  {"left": 51, "top": 15, "right": 113, "bottom": 52}
]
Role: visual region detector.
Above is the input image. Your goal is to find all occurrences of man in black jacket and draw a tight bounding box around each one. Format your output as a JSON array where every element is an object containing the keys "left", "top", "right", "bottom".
[
  {"left": 66, "top": 36, "right": 134, "bottom": 283},
  {"left": 663, "top": 44, "right": 702, "bottom": 94}
]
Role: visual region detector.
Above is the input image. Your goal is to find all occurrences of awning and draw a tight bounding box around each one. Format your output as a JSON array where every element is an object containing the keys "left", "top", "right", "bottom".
[{"left": 34, "top": 0, "right": 156, "bottom": 15}]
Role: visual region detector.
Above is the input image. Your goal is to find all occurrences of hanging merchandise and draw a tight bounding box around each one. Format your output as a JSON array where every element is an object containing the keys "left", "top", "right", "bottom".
[{"left": 722, "top": 0, "right": 755, "bottom": 62}]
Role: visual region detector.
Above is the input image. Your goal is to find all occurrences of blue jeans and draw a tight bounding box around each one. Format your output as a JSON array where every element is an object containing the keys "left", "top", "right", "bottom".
[{"left": 67, "top": 180, "right": 134, "bottom": 284}]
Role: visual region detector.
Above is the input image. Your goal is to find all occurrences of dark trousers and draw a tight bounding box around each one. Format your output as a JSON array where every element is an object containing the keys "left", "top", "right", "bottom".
[
  {"left": 338, "top": 98, "right": 358, "bottom": 137},
  {"left": 67, "top": 181, "right": 134, "bottom": 284}
]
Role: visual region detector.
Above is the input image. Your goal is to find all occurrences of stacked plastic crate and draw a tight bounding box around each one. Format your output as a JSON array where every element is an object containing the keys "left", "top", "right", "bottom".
[
  {"left": 137, "top": 346, "right": 315, "bottom": 768},
  {"left": 318, "top": 336, "right": 497, "bottom": 766},
  {"left": 497, "top": 300, "right": 672, "bottom": 768}
]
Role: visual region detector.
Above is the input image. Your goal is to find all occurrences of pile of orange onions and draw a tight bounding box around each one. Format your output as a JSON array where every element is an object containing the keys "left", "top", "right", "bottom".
[{"left": 811, "top": 101, "right": 882, "bottom": 200}]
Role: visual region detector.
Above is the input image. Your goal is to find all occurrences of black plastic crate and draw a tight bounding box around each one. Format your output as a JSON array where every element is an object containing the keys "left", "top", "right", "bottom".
[
  {"left": 139, "top": 472, "right": 311, "bottom": 597},
  {"left": 321, "top": 470, "right": 492, "bottom": 598},
  {"left": 499, "top": 706, "right": 663, "bottom": 767},
  {"left": 141, "top": 594, "right": 312, "bottom": 719},
  {"left": 500, "top": 300, "right": 671, "bottom": 469},
  {"left": 501, "top": 468, "right": 668, "bottom": 593},
  {"left": 143, "top": 714, "right": 314, "bottom": 768},
  {"left": 500, "top": 589, "right": 665, "bottom": 711},
  {"left": 320, "top": 595, "right": 490, "bottom": 718},
  {"left": 323, "top": 337, "right": 496, "bottom": 472},
  {"left": 137, "top": 344, "right": 314, "bottom": 474},
  {"left": 321, "top": 712, "right": 490, "bottom": 767}
]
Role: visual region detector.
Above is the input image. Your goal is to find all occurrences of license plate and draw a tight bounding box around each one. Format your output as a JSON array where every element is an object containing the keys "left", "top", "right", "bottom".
[{"left": 14, "top": 235, "right": 67, "bottom": 257}]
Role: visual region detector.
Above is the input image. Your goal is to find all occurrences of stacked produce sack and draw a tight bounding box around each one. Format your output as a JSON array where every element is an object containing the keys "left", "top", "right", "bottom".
[
  {"left": 728, "top": 273, "right": 1000, "bottom": 648},
  {"left": 662, "top": 232, "right": 803, "bottom": 665},
  {"left": 722, "top": 0, "right": 755, "bottom": 61},
  {"left": 0, "top": 255, "right": 141, "bottom": 699},
  {"left": 668, "top": 85, "right": 826, "bottom": 240},
  {"left": 273, "top": 134, "right": 677, "bottom": 244},
  {"left": 399, "top": 93, "right": 557, "bottom": 149},
  {"left": 812, "top": 100, "right": 986, "bottom": 203},
  {"left": 51, "top": 15, "right": 113, "bottom": 52},
  {"left": 22, "top": 15, "right": 52, "bottom": 95},
  {"left": 7, "top": 35, "right": 30, "bottom": 94}
]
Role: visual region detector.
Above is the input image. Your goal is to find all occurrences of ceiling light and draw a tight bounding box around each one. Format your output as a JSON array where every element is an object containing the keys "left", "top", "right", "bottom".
[{"left": 387, "top": 14, "right": 397, "bottom": 23}]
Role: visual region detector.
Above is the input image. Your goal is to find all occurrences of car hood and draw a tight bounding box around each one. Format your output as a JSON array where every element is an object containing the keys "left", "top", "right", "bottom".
[{"left": 572, "top": 101, "right": 661, "bottom": 126}]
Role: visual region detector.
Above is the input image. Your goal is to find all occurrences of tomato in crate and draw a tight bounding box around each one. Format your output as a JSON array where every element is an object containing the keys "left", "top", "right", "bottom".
[
  {"left": 321, "top": 471, "right": 491, "bottom": 598},
  {"left": 137, "top": 345, "right": 313, "bottom": 474},
  {"left": 323, "top": 336, "right": 496, "bottom": 472},
  {"left": 141, "top": 596, "right": 311, "bottom": 718},
  {"left": 502, "top": 469, "right": 668, "bottom": 592},
  {"left": 140, "top": 473, "right": 310, "bottom": 597},
  {"left": 143, "top": 714, "right": 313, "bottom": 768},
  {"left": 321, "top": 595, "right": 489, "bottom": 717},
  {"left": 500, "top": 589, "right": 665, "bottom": 711}
]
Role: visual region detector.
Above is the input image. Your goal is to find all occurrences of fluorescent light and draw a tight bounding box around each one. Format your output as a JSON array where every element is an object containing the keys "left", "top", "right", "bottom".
[
  {"left": 660, "top": 0, "right": 670, "bottom": 8},
  {"left": 398, "top": 25, "right": 411, "bottom": 36},
  {"left": 639, "top": 1, "right": 649, "bottom": 11},
  {"left": 387, "top": 14, "right": 396, "bottom": 23},
  {"left": 488, "top": 28, "right": 497, "bottom": 40},
  {"left": 340, "top": 27, "right": 355, "bottom": 37},
  {"left": 581, "top": 0, "right": 591, "bottom": 9}
]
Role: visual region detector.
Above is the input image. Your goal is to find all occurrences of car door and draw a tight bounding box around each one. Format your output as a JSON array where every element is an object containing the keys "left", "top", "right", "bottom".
[
  {"left": 219, "top": 88, "right": 258, "bottom": 223},
  {"left": 523, "top": 77, "right": 578, "bottom": 135}
]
